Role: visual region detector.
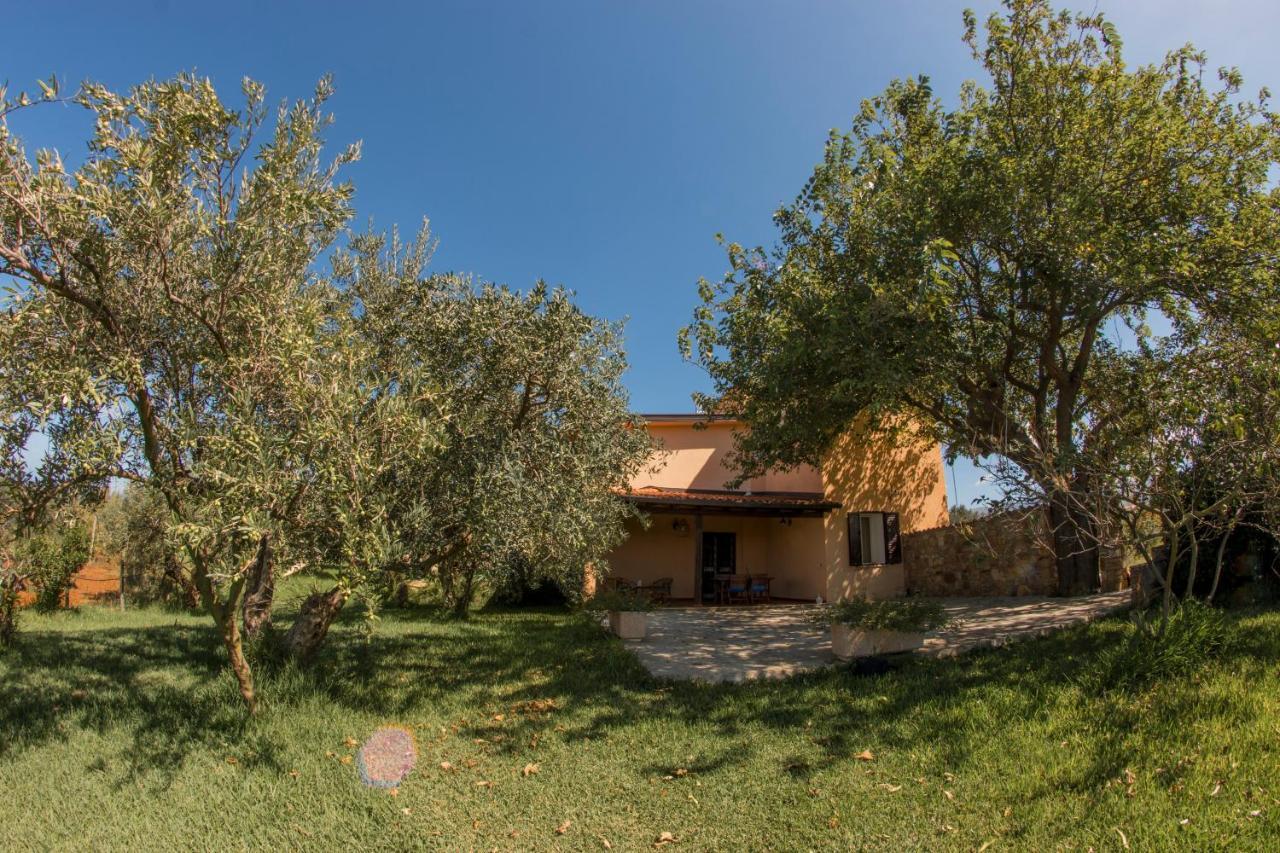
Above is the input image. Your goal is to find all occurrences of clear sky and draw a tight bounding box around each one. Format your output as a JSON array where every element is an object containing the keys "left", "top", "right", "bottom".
[{"left": 7, "top": 0, "right": 1279, "bottom": 506}]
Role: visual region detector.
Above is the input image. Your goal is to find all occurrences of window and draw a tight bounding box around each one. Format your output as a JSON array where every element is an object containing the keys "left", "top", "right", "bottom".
[{"left": 847, "top": 512, "right": 902, "bottom": 566}]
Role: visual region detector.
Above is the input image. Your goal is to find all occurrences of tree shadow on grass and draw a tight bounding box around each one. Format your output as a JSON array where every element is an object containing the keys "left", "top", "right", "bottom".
[
  {"left": 3, "top": 603, "right": 1274, "bottom": 802},
  {"left": 0, "top": 623, "right": 264, "bottom": 788}
]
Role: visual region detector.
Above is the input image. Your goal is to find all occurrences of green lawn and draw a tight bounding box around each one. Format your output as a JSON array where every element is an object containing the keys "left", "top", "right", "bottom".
[{"left": 2, "top": 594, "right": 1278, "bottom": 851}]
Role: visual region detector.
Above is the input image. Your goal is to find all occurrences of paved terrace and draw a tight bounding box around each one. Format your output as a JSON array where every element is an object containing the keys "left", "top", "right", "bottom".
[{"left": 624, "top": 591, "right": 1131, "bottom": 683}]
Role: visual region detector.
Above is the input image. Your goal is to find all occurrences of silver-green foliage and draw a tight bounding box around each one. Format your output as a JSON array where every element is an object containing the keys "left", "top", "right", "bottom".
[
  {"left": 0, "top": 72, "right": 357, "bottom": 709},
  {"left": 318, "top": 228, "right": 654, "bottom": 613}
]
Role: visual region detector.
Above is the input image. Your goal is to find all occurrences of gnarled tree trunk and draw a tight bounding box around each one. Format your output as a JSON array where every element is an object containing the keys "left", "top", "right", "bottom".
[
  {"left": 283, "top": 585, "right": 349, "bottom": 661},
  {"left": 163, "top": 557, "right": 201, "bottom": 611},
  {"left": 1049, "top": 489, "right": 1100, "bottom": 597},
  {"left": 241, "top": 534, "right": 275, "bottom": 640}
]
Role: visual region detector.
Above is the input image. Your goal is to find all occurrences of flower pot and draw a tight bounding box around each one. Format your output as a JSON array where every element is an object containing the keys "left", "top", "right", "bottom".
[
  {"left": 608, "top": 610, "right": 648, "bottom": 640},
  {"left": 831, "top": 625, "right": 925, "bottom": 660}
]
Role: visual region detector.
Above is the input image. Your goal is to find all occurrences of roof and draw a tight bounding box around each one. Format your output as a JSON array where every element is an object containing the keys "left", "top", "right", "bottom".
[
  {"left": 618, "top": 486, "right": 840, "bottom": 517},
  {"left": 636, "top": 413, "right": 741, "bottom": 426}
]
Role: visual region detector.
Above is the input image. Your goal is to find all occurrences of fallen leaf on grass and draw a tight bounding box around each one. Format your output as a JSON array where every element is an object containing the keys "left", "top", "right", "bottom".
[
  {"left": 401, "top": 807, "right": 411, "bottom": 816},
  {"left": 388, "top": 788, "right": 398, "bottom": 797},
  {"left": 339, "top": 755, "right": 353, "bottom": 765},
  {"left": 492, "top": 713, "right": 505, "bottom": 722},
  {"left": 653, "top": 831, "right": 676, "bottom": 846},
  {"left": 1115, "top": 827, "right": 1130, "bottom": 849},
  {"left": 978, "top": 841, "right": 994, "bottom": 852},
  {"left": 879, "top": 783, "right": 902, "bottom": 793},
  {"left": 600, "top": 837, "right": 612, "bottom": 849},
  {"left": 439, "top": 761, "right": 455, "bottom": 772},
  {"left": 225, "top": 757, "right": 239, "bottom": 766},
  {"left": 854, "top": 750, "right": 875, "bottom": 762},
  {"left": 556, "top": 820, "right": 572, "bottom": 835},
  {"left": 1211, "top": 782, "right": 1223, "bottom": 797},
  {"left": 827, "top": 816, "right": 840, "bottom": 829},
  {"left": 475, "top": 780, "right": 494, "bottom": 789},
  {"left": 674, "top": 768, "right": 688, "bottom": 777},
  {"left": 512, "top": 698, "right": 559, "bottom": 714},
  {"left": 943, "top": 790, "right": 955, "bottom": 801},
  {"left": 288, "top": 770, "right": 299, "bottom": 779},
  {"left": 344, "top": 737, "right": 358, "bottom": 748},
  {"left": 522, "top": 763, "right": 540, "bottom": 777}
]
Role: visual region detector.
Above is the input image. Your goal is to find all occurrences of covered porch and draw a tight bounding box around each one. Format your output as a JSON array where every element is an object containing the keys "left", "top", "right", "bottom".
[{"left": 609, "top": 487, "right": 841, "bottom": 605}]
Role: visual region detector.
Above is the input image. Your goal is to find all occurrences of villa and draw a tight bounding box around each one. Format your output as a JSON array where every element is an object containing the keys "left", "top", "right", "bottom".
[{"left": 607, "top": 414, "right": 950, "bottom": 604}]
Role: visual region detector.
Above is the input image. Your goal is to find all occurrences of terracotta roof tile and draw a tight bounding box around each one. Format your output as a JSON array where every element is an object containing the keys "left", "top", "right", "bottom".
[{"left": 616, "top": 486, "right": 840, "bottom": 515}]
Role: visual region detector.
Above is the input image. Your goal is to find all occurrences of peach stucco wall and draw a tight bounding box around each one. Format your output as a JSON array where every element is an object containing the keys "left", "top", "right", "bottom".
[
  {"left": 821, "top": 419, "right": 950, "bottom": 600},
  {"left": 632, "top": 422, "right": 822, "bottom": 493},
  {"left": 609, "top": 417, "right": 949, "bottom": 603}
]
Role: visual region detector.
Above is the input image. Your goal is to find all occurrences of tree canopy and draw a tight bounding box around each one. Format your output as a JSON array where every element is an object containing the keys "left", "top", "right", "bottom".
[
  {"left": 684, "top": 0, "right": 1280, "bottom": 593},
  {"left": 1, "top": 74, "right": 650, "bottom": 710}
]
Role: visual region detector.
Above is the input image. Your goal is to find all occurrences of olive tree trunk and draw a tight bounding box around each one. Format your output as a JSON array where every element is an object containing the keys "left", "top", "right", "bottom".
[
  {"left": 282, "top": 586, "right": 349, "bottom": 661},
  {"left": 241, "top": 535, "right": 275, "bottom": 640}
]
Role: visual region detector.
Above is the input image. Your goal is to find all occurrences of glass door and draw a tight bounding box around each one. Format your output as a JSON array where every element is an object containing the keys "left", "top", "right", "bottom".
[{"left": 700, "top": 532, "right": 736, "bottom": 603}]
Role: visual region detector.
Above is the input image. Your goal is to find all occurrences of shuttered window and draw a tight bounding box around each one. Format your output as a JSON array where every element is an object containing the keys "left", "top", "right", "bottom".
[{"left": 847, "top": 511, "right": 902, "bottom": 566}]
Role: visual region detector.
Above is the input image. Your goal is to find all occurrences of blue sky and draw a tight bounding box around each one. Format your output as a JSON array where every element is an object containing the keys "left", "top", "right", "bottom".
[{"left": 7, "top": 0, "right": 1279, "bottom": 506}]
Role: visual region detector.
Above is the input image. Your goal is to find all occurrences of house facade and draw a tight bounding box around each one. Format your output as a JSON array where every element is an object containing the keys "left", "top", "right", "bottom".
[{"left": 607, "top": 414, "right": 950, "bottom": 604}]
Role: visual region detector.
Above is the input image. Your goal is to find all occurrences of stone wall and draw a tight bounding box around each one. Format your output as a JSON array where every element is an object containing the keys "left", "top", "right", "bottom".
[
  {"left": 902, "top": 511, "right": 1130, "bottom": 597},
  {"left": 903, "top": 512, "right": 1056, "bottom": 597}
]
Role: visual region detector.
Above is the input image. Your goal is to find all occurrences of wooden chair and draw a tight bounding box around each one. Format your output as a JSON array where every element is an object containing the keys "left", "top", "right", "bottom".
[
  {"left": 648, "top": 577, "right": 673, "bottom": 604},
  {"left": 748, "top": 574, "right": 773, "bottom": 604},
  {"left": 726, "top": 575, "right": 751, "bottom": 605}
]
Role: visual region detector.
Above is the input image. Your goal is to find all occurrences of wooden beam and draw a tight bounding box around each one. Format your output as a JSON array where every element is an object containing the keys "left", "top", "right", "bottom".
[{"left": 693, "top": 513, "right": 704, "bottom": 605}]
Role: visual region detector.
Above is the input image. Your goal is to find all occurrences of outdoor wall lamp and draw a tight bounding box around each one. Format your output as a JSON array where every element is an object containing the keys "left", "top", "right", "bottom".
[{"left": 671, "top": 518, "right": 690, "bottom": 536}]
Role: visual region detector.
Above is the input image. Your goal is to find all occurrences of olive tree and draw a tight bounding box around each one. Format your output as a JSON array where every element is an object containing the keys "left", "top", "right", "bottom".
[
  {"left": 0, "top": 74, "right": 357, "bottom": 711},
  {"left": 684, "top": 0, "right": 1280, "bottom": 593},
  {"left": 329, "top": 228, "right": 654, "bottom": 617}
]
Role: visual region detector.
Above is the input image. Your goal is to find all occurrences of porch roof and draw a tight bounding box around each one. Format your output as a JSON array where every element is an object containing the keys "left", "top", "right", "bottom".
[{"left": 618, "top": 486, "right": 841, "bottom": 517}]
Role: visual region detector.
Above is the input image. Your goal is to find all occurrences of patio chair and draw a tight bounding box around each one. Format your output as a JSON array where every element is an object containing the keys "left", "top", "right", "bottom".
[
  {"left": 748, "top": 574, "right": 773, "bottom": 604},
  {"left": 726, "top": 575, "right": 751, "bottom": 605},
  {"left": 648, "top": 577, "right": 673, "bottom": 604}
]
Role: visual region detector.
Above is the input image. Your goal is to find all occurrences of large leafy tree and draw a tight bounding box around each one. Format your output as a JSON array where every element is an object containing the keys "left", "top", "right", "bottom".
[
  {"left": 0, "top": 74, "right": 357, "bottom": 710},
  {"left": 329, "top": 229, "right": 654, "bottom": 617},
  {"left": 684, "top": 0, "right": 1280, "bottom": 594}
]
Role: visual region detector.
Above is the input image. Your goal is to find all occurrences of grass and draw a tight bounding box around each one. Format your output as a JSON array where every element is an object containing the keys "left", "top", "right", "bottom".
[{"left": 2, "top": 591, "right": 1279, "bottom": 851}]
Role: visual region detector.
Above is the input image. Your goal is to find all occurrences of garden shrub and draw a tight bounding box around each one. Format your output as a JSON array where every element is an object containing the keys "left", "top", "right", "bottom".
[
  {"left": 582, "top": 587, "right": 655, "bottom": 613},
  {"left": 814, "top": 596, "right": 951, "bottom": 632},
  {"left": 23, "top": 526, "right": 91, "bottom": 612},
  {"left": 0, "top": 571, "right": 23, "bottom": 647},
  {"left": 1084, "top": 599, "right": 1236, "bottom": 693}
]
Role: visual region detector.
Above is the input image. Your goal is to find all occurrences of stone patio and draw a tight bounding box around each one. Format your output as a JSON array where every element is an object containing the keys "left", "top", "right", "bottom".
[{"left": 622, "top": 591, "right": 1131, "bottom": 683}]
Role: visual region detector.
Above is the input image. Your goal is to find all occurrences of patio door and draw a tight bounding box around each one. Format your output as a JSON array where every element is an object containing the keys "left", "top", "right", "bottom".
[{"left": 700, "top": 531, "right": 736, "bottom": 603}]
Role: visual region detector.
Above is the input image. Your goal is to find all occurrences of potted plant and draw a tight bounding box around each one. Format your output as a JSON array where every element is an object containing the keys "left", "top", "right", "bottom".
[
  {"left": 587, "top": 588, "right": 655, "bottom": 640},
  {"left": 817, "top": 597, "right": 951, "bottom": 659}
]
